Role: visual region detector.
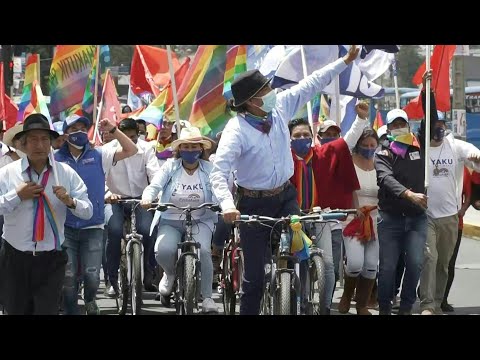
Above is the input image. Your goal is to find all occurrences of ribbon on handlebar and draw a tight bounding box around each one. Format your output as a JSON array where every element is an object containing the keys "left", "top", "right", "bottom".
[{"left": 289, "top": 215, "right": 312, "bottom": 261}]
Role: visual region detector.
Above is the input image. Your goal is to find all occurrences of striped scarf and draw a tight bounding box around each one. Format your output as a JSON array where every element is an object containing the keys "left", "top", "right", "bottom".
[
  {"left": 27, "top": 167, "right": 61, "bottom": 250},
  {"left": 387, "top": 133, "right": 420, "bottom": 158},
  {"left": 294, "top": 148, "right": 318, "bottom": 211}
]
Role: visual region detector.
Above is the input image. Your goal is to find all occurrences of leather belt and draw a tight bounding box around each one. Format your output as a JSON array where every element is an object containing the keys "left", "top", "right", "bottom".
[{"left": 238, "top": 181, "right": 290, "bottom": 198}]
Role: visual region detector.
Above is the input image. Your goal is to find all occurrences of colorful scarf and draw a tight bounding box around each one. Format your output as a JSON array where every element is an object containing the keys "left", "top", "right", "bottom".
[
  {"left": 27, "top": 167, "right": 61, "bottom": 250},
  {"left": 293, "top": 148, "right": 318, "bottom": 211},
  {"left": 155, "top": 141, "right": 173, "bottom": 160},
  {"left": 343, "top": 205, "right": 378, "bottom": 243},
  {"left": 243, "top": 113, "right": 272, "bottom": 134},
  {"left": 387, "top": 133, "right": 420, "bottom": 158}
]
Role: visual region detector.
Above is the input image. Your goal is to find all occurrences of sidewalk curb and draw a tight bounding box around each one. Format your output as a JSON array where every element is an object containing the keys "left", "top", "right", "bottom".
[{"left": 463, "top": 223, "right": 480, "bottom": 240}]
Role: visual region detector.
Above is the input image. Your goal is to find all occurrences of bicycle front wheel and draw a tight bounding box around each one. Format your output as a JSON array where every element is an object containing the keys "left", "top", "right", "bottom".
[
  {"left": 275, "top": 272, "right": 291, "bottom": 315},
  {"left": 307, "top": 254, "right": 326, "bottom": 315},
  {"left": 222, "top": 248, "right": 235, "bottom": 315},
  {"left": 183, "top": 254, "right": 196, "bottom": 315},
  {"left": 118, "top": 239, "right": 129, "bottom": 315},
  {"left": 131, "top": 242, "right": 143, "bottom": 315}
]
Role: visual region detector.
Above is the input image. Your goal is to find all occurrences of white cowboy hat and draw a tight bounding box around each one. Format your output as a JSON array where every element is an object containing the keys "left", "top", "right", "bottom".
[
  {"left": 3, "top": 123, "right": 24, "bottom": 148},
  {"left": 171, "top": 127, "right": 212, "bottom": 151}
]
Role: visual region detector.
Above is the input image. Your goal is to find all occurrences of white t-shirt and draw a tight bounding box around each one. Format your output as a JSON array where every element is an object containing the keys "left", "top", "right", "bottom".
[
  {"left": 427, "top": 141, "right": 458, "bottom": 219},
  {"left": 353, "top": 164, "right": 379, "bottom": 237},
  {"left": 162, "top": 168, "right": 206, "bottom": 220}
]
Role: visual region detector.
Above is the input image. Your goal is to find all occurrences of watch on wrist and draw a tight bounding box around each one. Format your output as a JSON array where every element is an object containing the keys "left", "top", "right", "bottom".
[{"left": 109, "top": 126, "right": 117, "bottom": 134}]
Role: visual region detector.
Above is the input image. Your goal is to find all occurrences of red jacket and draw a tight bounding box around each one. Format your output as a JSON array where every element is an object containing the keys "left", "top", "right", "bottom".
[{"left": 290, "top": 138, "right": 360, "bottom": 210}]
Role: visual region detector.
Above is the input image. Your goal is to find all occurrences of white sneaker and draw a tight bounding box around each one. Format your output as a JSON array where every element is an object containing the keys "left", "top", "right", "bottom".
[
  {"left": 202, "top": 297, "right": 219, "bottom": 313},
  {"left": 158, "top": 273, "right": 175, "bottom": 296}
]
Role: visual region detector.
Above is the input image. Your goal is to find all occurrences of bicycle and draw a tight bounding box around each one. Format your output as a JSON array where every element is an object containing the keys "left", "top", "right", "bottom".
[
  {"left": 150, "top": 202, "right": 221, "bottom": 315},
  {"left": 236, "top": 210, "right": 349, "bottom": 315},
  {"left": 220, "top": 225, "right": 243, "bottom": 315},
  {"left": 115, "top": 198, "right": 144, "bottom": 315},
  {"left": 301, "top": 207, "right": 357, "bottom": 315}
]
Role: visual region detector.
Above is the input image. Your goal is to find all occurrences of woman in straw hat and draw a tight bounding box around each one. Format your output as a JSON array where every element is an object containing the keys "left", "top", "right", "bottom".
[{"left": 141, "top": 127, "right": 219, "bottom": 313}]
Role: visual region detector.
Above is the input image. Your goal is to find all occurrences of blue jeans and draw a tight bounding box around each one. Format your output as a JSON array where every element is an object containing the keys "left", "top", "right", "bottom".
[
  {"left": 107, "top": 203, "right": 154, "bottom": 283},
  {"left": 305, "top": 222, "right": 335, "bottom": 311},
  {"left": 237, "top": 184, "right": 300, "bottom": 315},
  {"left": 155, "top": 219, "right": 215, "bottom": 298},
  {"left": 102, "top": 225, "right": 108, "bottom": 282},
  {"left": 212, "top": 216, "right": 231, "bottom": 248},
  {"left": 377, "top": 211, "right": 427, "bottom": 313},
  {"left": 331, "top": 229, "right": 343, "bottom": 283},
  {"left": 62, "top": 227, "right": 103, "bottom": 315}
]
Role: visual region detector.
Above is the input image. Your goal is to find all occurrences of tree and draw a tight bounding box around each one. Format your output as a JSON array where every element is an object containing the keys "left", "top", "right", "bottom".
[{"left": 396, "top": 45, "right": 424, "bottom": 87}]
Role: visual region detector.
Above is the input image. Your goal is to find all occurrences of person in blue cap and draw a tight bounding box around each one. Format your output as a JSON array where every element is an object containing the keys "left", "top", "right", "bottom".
[{"left": 54, "top": 114, "right": 137, "bottom": 315}]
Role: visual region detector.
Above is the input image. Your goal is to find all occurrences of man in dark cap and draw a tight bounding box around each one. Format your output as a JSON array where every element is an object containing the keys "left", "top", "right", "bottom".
[
  {"left": 210, "top": 45, "right": 360, "bottom": 315},
  {"left": 0, "top": 113, "right": 93, "bottom": 315}
]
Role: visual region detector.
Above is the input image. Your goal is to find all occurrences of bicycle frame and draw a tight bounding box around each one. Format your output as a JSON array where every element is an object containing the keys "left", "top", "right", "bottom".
[{"left": 118, "top": 200, "right": 145, "bottom": 288}]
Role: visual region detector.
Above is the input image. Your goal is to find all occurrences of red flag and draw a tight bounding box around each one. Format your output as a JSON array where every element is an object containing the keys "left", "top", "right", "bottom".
[
  {"left": 88, "top": 71, "right": 121, "bottom": 146},
  {"left": 404, "top": 45, "right": 456, "bottom": 119},
  {"left": 373, "top": 110, "right": 384, "bottom": 131},
  {"left": 130, "top": 45, "right": 180, "bottom": 97},
  {"left": 99, "top": 71, "right": 121, "bottom": 126},
  {"left": 4, "top": 94, "right": 19, "bottom": 130}
]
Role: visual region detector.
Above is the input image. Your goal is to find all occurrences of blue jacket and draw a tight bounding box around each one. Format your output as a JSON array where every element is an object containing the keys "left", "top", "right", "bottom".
[
  {"left": 142, "top": 158, "right": 218, "bottom": 235},
  {"left": 55, "top": 144, "right": 105, "bottom": 229}
]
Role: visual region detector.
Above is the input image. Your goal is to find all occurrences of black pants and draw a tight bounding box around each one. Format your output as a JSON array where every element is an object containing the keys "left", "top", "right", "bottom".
[
  {"left": 237, "top": 184, "right": 300, "bottom": 315},
  {"left": 0, "top": 240, "right": 67, "bottom": 315},
  {"left": 443, "top": 229, "right": 462, "bottom": 303}
]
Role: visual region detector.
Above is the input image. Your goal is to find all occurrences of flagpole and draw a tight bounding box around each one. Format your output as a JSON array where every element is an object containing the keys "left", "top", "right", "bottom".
[
  {"left": 300, "top": 46, "right": 314, "bottom": 129},
  {"left": 92, "top": 45, "right": 101, "bottom": 143},
  {"left": 93, "top": 68, "right": 109, "bottom": 145},
  {"left": 166, "top": 45, "right": 181, "bottom": 136},
  {"left": 392, "top": 56, "right": 400, "bottom": 108},
  {"left": 425, "top": 45, "right": 431, "bottom": 191},
  {"left": 334, "top": 76, "right": 341, "bottom": 126}
]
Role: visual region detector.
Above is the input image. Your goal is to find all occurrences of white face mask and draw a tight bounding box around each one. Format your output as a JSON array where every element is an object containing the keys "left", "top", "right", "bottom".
[
  {"left": 138, "top": 134, "right": 146, "bottom": 141},
  {"left": 390, "top": 127, "right": 409, "bottom": 137},
  {"left": 253, "top": 90, "right": 277, "bottom": 113}
]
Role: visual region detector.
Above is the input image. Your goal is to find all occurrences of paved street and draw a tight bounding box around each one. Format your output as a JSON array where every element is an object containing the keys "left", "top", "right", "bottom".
[
  {"left": 4, "top": 235, "right": 479, "bottom": 315},
  {"left": 86, "top": 235, "right": 480, "bottom": 315}
]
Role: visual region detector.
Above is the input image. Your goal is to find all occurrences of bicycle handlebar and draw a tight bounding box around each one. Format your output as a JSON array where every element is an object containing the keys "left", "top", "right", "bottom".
[
  {"left": 116, "top": 198, "right": 142, "bottom": 204},
  {"left": 235, "top": 212, "right": 348, "bottom": 224},
  {"left": 152, "top": 202, "right": 222, "bottom": 213}
]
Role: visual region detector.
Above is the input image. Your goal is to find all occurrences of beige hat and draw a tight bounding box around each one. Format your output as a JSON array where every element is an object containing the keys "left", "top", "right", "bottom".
[
  {"left": 171, "top": 127, "right": 212, "bottom": 151},
  {"left": 3, "top": 123, "right": 24, "bottom": 147},
  {"left": 319, "top": 119, "right": 341, "bottom": 133}
]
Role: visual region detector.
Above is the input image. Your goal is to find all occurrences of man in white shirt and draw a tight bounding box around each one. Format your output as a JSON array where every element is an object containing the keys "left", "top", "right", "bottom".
[
  {"left": 104, "top": 118, "right": 160, "bottom": 295},
  {"left": 419, "top": 110, "right": 480, "bottom": 315},
  {"left": 0, "top": 114, "right": 93, "bottom": 315}
]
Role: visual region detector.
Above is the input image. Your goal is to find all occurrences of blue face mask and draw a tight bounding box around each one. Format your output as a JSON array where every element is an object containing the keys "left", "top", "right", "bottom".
[
  {"left": 180, "top": 150, "right": 202, "bottom": 165},
  {"left": 68, "top": 131, "right": 89, "bottom": 148},
  {"left": 433, "top": 127, "right": 446, "bottom": 141},
  {"left": 291, "top": 138, "right": 312, "bottom": 157},
  {"left": 358, "top": 146, "right": 376, "bottom": 160},
  {"left": 320, "top": 137, "right": 336, "bottom": 145},
  {"left": 254, "top": 90, "right": 277, "bottom": 113}
]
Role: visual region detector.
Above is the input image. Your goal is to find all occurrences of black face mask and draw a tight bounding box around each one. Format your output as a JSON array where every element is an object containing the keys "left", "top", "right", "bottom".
[{"left": 433, "top": 127, "right": 445, "bottom": 141}]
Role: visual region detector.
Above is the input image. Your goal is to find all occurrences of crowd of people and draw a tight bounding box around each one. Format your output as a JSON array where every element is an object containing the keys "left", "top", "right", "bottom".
[{"left": 0, "top": 44, "right": 479, "bottom": 315}]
